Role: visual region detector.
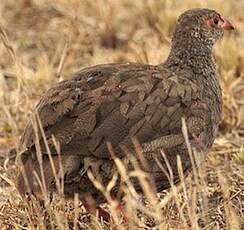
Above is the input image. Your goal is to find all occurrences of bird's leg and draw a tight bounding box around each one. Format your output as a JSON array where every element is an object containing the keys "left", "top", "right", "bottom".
[
  {"left": 97, "top": 206, "right": 111, "bottom": 222},
  {"left": 83, "top": 200, "right": 111, "bottom": 222},
  {"left": 109, "top": 198, "right": 128, "bottom": 223},
  {"left": 83, "top": 197, "right": 127, "bottom": 223}
]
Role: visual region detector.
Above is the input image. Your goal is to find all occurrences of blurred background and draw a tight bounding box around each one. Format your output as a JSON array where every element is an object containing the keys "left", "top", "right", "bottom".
[{"left": 0, "top": 0, "right": 243, "bottom": 229}]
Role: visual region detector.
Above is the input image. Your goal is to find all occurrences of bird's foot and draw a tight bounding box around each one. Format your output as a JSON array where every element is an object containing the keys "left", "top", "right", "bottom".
[{"left": 83, "top": 199, "right": 127, "bottom": 223}]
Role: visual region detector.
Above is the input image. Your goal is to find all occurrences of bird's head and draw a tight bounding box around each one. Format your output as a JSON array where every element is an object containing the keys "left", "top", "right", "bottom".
[{"left": 171, "top": 8, "right": 234, "bottom": 54}]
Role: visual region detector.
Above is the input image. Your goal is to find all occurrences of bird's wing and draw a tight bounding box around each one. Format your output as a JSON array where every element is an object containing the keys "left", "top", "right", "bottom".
[
  {"left": 20, "top": 63, "right": 211, "bottom": 159},
  {"left": 20, "top": 63, "right": 123, "bottom": 151}
]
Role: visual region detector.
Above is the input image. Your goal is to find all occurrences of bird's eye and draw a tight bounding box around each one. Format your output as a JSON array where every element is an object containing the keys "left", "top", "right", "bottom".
[
  {"left": 213, "top": 17, "right": 219, "bottom": 25},
  {"left": 206, "top": 17, "right": 220, "bottom": 27}
]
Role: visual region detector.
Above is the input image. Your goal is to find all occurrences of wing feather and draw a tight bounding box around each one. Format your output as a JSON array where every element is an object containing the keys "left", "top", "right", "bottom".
[{"left": 19, "top": 63, "right": 210, "bottom": 160}]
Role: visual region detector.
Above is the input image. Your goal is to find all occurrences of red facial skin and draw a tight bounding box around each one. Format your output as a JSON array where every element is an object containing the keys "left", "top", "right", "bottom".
[{"left": 206, "top": 15, "right": 235, "bottom": 30}]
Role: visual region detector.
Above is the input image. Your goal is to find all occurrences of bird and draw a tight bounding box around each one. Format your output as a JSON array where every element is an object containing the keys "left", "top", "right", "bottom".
[{"left": 14, "top": 8, "right": 234, "bottom": 220}]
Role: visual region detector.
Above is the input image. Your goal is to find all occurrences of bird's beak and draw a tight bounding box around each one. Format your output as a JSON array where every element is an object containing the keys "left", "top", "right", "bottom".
[{"left": 220, "top": 18, "right": 235, "bottom": 30}]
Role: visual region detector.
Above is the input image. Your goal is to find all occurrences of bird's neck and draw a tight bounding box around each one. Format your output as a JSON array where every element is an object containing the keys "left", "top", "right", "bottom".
[
  {"left": 166, "top": 53, "right": 216, "bottom": 78},
  {"left": 161, "top": 41, "right": 223, "bottom": 132},
  {"left": 162, "top": 35, "right": 218, "bottom": 77}
]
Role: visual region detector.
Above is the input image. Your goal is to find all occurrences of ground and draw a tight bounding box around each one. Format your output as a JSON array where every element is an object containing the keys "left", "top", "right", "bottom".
[{"left": 0, "top": 0, "right": 243, "bottom": 229}]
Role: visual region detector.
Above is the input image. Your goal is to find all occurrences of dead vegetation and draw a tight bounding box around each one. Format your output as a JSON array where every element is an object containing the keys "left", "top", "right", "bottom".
[{"left": 0, "top": 0, "right": 243, "bottom": 229}]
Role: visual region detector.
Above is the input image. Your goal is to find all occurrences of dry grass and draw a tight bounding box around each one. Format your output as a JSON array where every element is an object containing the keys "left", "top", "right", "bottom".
[{"left": 0, "top": 0, "right": 243, "bottom": 229}]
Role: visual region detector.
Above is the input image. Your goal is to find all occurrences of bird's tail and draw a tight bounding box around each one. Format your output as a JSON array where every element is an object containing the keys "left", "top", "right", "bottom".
[
  {"left": 17, "top": 155, "right": 61, "bottom": 198},
  {"left": 16, "top": 154, "right": 82, "bottom": 199}
]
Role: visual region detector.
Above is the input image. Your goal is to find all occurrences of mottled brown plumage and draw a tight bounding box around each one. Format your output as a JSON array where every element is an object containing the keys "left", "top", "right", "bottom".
[{"left": 16, "top": 9, "right": 234, "bottom": 208}]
